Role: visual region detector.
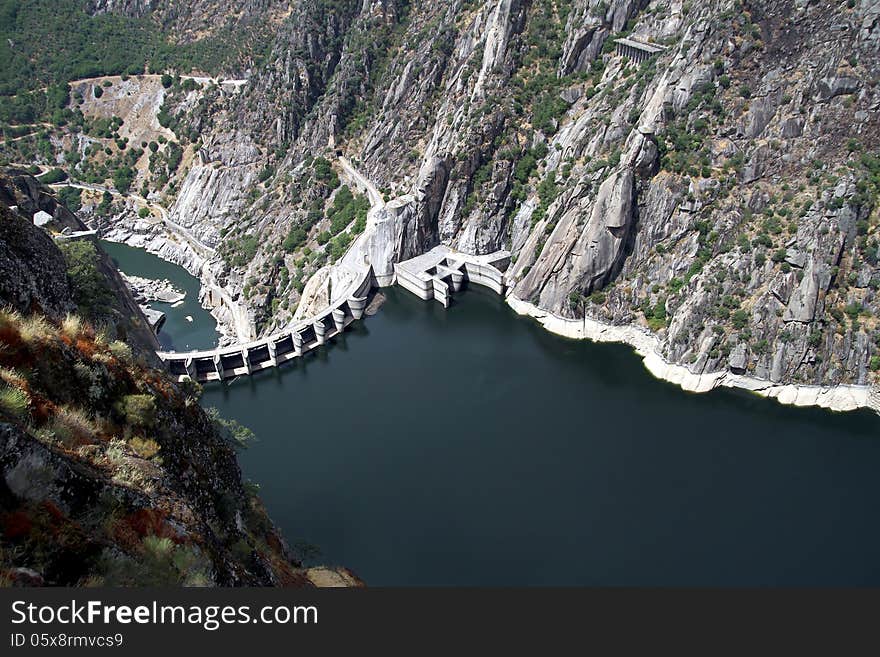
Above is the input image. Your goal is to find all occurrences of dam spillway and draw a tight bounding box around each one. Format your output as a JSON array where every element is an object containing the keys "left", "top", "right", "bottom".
[{"left": 157, "top": 246, "right": 510, "bottom": 383}]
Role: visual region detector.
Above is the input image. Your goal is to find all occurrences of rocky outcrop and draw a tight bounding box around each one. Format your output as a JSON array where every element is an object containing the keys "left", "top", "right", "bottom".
[
  {"left": 518, "top": 168, "right": 637, "bottom": 308},
  {"left": 123, "top": 274, "right": 185, "bottom": 304},
  {"left": 19, "top": 0, "right": 880, "bottom": 393},
  {"left": 0, "top": 208, "right": 360, "bottom": 586},
  {"left": 0, "top": 205, "right": 75, "bottom": 320},
  {"left": 0, "top": 172, "right": 160, "bottom": 356}
]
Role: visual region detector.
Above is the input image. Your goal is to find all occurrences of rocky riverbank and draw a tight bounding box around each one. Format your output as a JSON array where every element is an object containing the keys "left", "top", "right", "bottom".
[
  {"left": 123, "top": 273, "right": 186, "bottom": 304},
  {"left": 87, "top": 204, "right": 252, "bottom": 346},
  {"left": 506, "top": 294, "right": 877, "bottom": 414}
]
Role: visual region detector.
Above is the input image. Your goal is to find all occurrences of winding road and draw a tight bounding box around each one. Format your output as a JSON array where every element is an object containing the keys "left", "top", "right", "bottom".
[
  {"left": 50, "top": 181, "right": 215, "bottom": 259},
  {"left": 338, "top": 156, "right": 384, "bottom": 211}
]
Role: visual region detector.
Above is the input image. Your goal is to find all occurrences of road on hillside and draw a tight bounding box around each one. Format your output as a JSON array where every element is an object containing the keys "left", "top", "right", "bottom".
[{"left": 50, "top": 181, "right": 215, "bottom": 257}]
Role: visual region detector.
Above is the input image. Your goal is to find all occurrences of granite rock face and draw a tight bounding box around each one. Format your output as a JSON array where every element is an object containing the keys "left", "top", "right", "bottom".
[
  {"left": 23, "top": 0, "right": 880, "bottom": 388},
  {"left": 0, "top": 204, "right": 75, "bottom": 320}
]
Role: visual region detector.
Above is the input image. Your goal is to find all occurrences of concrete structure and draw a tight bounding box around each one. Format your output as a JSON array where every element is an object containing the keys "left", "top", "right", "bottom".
[
  {"left": 157, "top": 245, "right": 510, "bottom": 383},
  {"left": 156, "top": 153, "right": 511, "bottom": 383},
  {"left": 158, "top": 261, "right": 374, "bottom": 383},
  {"left": 394, "top": 246, "right": 510, "bottom": 307},
  {"left": 33, "top": 210, "right": 53, "bottom": 227},
  {"left": 55, "top": 228, "right": 98, "bottom": 241},
  {"left": 614, "top": 37, "right": 666, "bottom": 63}
]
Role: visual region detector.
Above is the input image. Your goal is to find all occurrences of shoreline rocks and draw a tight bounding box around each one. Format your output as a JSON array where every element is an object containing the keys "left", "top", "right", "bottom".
[
  {"left": 122, "top": 273, "right": 186, "bottom": 304},
  {"left": 506, "top": 294, "right": 878, "bottom": 415}
]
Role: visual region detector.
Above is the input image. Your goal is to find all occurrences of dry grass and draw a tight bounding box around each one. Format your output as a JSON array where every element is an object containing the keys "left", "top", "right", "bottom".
[
  {"left": 94, "top": 325, "right": 112, "bottom": 347},
  {"left": 61, "top": 314, "right": 83, "bottom": 340},
  {"left": 17, "top": 315, "right": 53, "bottom": 344},
  {"left": 0, "top": 307, "right": 23, "bottom": 351},
  {"left": 42, "top": 405, "right": 99, "bottom": 448},
  {"left": 108, "top": 341, "right": 133, "bottom": 363},
  {"left": 0, "top": 367, "right": 28, "bottom": 388}
]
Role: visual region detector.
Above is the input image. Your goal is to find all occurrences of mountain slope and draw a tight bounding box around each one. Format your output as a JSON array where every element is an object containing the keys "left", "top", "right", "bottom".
[
  {"left": 0, "top": 194, "right": 359, "bottom": 586},
  {"left": 4, "top": 0, "right": 879, "bottom": 391}
]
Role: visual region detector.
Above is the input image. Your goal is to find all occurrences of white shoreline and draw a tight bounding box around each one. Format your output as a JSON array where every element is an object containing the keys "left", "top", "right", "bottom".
[{"left": 506, "top": 294, "right": 878, "bottom": 415}]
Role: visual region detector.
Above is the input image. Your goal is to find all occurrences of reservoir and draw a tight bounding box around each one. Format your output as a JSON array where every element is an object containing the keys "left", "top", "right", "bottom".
[{"left": 112, "top": 243, "right": 880, "bottom": 586}]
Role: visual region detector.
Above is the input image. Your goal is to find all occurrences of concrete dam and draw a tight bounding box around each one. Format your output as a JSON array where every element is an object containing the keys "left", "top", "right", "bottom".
[{"left": 158, "top": 246, "right": 510, "bottom": 383}]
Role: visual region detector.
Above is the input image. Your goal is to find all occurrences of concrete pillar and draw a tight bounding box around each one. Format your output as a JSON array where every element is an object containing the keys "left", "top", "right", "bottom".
[
  {"left": 185, "top": 358, "right": 197, "bottom": 380},
  {"left": 332, "top": 307, "right": 346, "bottom": 332},
  {"left": 292, "top": 330, "right": 303, "bottom": 356},
  {"left": 213, "top": 354, "right": 225, "bottom": 380},
  {"left": 314, "top": 319, "right": 326, "bottom": 345},
  {"left": 241, "top": 348, "right": 252, "bottom": 375},
  {"left": 450, "top": 270, "right": 464, "bottom": 292},
  {"left": 348, "top": 296, "right": 368, "bottom": 320},
  {"left": 267, "top": 340, "right": 277, "bottom": 366}
]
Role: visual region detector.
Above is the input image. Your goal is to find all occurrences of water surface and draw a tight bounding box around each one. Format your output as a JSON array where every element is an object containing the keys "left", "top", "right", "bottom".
[
  {"left": 101, "top": 240, "right": 219, "bottom": 351},
  {"left": 108, "top": 243, "right": 880, "bottom": 586},
  {"left": 203, "top": 287, "right": 880, "bottom": 586}
]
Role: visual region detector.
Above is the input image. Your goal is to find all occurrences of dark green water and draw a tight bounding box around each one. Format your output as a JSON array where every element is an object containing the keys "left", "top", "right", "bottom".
[
  {"left": 101, "top": 240, "right": 219, "bottom": 351},
  {"left": 112, "top": 244, "right": 880, "bottom": 586}
]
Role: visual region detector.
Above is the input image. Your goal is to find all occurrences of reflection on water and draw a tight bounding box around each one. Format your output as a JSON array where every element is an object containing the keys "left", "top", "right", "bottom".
[{"left": 104, "top": 242, "right": 880, "bottom": 585}]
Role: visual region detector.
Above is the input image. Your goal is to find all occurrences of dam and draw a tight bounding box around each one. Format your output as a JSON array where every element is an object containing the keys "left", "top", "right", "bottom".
[
  {"left": 101, "top": 234, "right": 880, "bottom": 586},
  {"left": 157, "top": 246, "right": 510, "bottom": 382}
]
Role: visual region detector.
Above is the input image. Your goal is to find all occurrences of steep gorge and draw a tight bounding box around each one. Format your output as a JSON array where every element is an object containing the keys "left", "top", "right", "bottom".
[
  {"left": 0, "top": 173, "right": 359, "bottom": 586},
  {"left": 4, "top": 0, "right": 880, "bottom": 395}
]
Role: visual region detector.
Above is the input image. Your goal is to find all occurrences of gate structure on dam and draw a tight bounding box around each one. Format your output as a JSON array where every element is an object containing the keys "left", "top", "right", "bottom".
[
  {"left": 393, "top": 246, "right": 510, "bottom": 307},
  {"left": 157, "top": 246, "right": 510, "bottom": 383}
]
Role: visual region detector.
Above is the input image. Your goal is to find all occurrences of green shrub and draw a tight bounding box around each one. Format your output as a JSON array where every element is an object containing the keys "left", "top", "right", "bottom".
[
  {"left": 57, "top": 185, "right": 82, "bottom": 212},
  {"left": 258, "top": 165, "right": 275, "bottom": 183},
  {"left": 112, "top": 165, "right": 135, "bottom": 194},
  {"left": 58, "top": 240, "right": 114, "bottom": 319},
  {"left": 115, "top": 394, "right": 157, "bottom": 427},
  {"left": 0, "top": 384, "right": 29, "bottom": 421},
  {"left": 42, "top": 168, "right": 68, "bottom": 184},
  {"left": 732, "top": 309, "right": 749, "bottom": 329},
  {"left": 205, "top": 407, "right": 256, "bottom": 450},
  {"left": 129, "top": 436, "right": 160, "bottom": 459},
  {"left": 224, "top": 235, "right": 260, "bottom": 267},
  {"left": 312, "top": 157, "right": 339, "bottom": 189},
  {"left": 844, "top": 302, "right": 863, "bottom": 319}
]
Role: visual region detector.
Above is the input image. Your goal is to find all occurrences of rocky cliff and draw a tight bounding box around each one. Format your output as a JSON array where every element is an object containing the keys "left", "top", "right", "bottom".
[
  {"left": 6, "top": 0, "right": 880, "bottom": 391},
  {"left": 0, "top": 170, "right": 162, "bottom": 357},
  {"left": 0, "top": 197, "right": 360, "bottom": 586}
]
